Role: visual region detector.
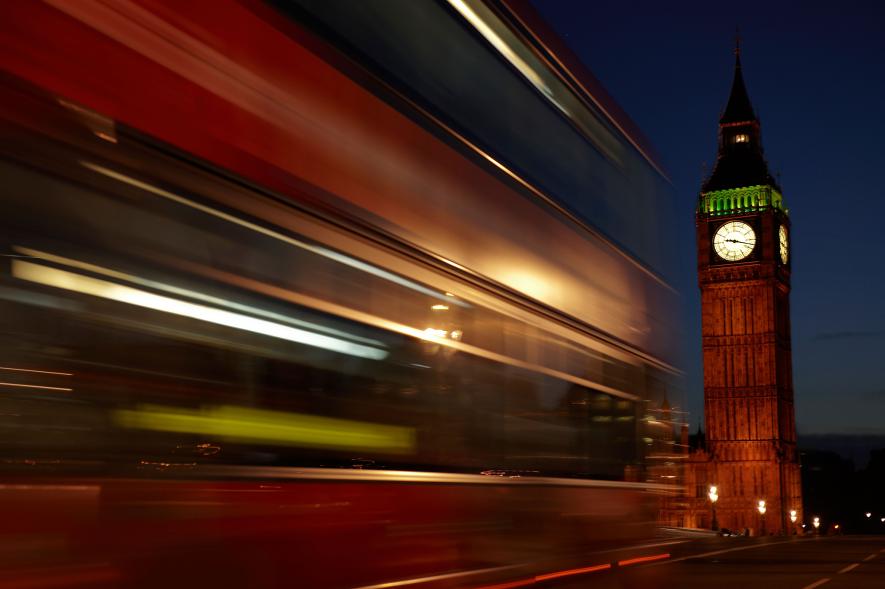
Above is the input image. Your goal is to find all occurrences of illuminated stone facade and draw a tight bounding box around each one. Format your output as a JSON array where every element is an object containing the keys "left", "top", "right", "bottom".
[{"left": 662, "top": 44, "right": 803, "bottom": 534}]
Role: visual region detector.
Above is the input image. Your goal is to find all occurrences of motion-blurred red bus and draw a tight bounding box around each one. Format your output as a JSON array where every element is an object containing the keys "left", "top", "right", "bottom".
[{"left": 0, "top": 1, "right": 682, "bottom": 587}]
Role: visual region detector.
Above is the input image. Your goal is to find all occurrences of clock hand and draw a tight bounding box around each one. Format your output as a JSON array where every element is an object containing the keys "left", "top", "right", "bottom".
[{"left": 726, "top": 239, "right": 753, "bottom": 246}]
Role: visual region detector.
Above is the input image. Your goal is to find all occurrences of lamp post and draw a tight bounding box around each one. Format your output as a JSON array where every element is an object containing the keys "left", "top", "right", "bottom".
[
  {"left": 813, "top": 516, "right": 820, "bottom": 534},
  {"left": 708, "top": 485, "right": 719, "bottom": 531},
  {"left": 789, "top": 509, "right": 797, "bottom": 535},
  {"left": 757, "top": 500, "right": 767, "bottom": 536}
]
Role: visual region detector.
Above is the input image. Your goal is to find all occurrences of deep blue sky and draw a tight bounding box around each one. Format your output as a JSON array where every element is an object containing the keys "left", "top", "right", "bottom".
[{"left": 532, "top": 0, "right": 885, "bottom": 435}]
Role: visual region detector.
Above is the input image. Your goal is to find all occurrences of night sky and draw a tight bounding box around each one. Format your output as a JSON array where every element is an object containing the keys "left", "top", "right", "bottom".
[{"left": 531, "top": 0, "right": 885, "bottom": 437}]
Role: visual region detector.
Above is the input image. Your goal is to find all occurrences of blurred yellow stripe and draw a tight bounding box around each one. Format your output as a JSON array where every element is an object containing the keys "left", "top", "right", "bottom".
[{"left": 113, "top": 404, "right": 415, "bottom": 453}]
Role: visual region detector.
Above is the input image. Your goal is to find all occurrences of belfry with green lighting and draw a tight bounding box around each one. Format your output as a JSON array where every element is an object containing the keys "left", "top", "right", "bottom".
[{"left": 698, "top": 39, "right": 786, "bottom": 216}]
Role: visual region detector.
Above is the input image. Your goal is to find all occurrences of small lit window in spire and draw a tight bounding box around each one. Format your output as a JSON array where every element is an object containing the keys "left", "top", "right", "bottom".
[{"left": 733, "top": 134, "right": 749, "bottom": 144}]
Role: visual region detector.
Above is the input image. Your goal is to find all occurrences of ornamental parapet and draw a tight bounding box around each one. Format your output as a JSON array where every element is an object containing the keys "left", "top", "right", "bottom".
[{"left": 698, "top": 185, "right": 787, "bottom": 216}]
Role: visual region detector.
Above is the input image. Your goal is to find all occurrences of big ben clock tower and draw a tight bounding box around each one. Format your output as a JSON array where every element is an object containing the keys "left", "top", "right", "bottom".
[{"left": 695, "top": 41, "right": 802, "bottom": 535}]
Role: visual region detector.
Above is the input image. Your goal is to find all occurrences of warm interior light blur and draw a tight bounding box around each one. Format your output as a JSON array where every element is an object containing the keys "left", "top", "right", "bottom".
[
  {"left": 501, "top": 269, "right": 552, "bottom": 301},
  {"left": 865, "top": 512, "right": 872, "bottom": 518},
  {"left": 431, "top": 304, "right": 449, "bottom": 310}
]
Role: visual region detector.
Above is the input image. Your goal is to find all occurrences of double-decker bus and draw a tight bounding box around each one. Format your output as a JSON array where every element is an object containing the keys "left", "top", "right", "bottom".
[{"left": 0, "top": 1, "right": 682, "bottom": 587}]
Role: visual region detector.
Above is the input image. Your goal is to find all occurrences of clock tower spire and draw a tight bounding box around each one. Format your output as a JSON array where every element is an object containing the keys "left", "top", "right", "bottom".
[{"left": 692, "top": 42, "right": 802, "bottom": 535}]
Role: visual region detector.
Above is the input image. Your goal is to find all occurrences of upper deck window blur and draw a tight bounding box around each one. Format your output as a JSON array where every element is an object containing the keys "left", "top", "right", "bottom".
[
  {"left": 278, "top": 0, "right": 678, "bottom": 282},
  {"left": 733, "top": 133, "right": 750, "bottom": 144}
]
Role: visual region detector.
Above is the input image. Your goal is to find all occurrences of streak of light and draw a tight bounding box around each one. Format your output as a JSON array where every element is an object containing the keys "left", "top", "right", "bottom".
[
  {"left": 534, "top": 563, "right": 611, "bottom": 581},
  {"left": 398, "top": 321, "right": 635, "bottom": 399},
  {"left": 353, "top": 564, "right": 522, "bottom": 589},
  {"left": 651, "top": 541, "right": 792, "bottom": 565},
  {"left": 475, "top": 562, "right": 612, "bottom": 588},
  {"left": 498, "top": 4, "right": 668, "bottom": 180},
  {"left": 446, "top": 0, "right": 549, "bottom": 95},
  {"left": 11, "top": 260, "right": 388, "bottom": 361},
  {"left": 15, "top": 246, "right": 385, "bottom": 348},
  {"left": 113, "top": 404, "right": 415, "bottom": 453},
  {"left": 431, "top": 304, "right": 449, "bottom": 310},
  {"left": 196, "top": 465, "right": 675, "bottom": 491},
  {"left": 445, "top": 0, "right": 626, "bottom": 170},
  {"left": 13, "top": 248, "right": 641, "bottom": 401},
  {"left": 139, "top": 252, "right": 642, "bottom": 401},
  {"left": 0, "top": 366, "right": 73, "bottom": 376},
  {"left": 617, "top": 553, "right": 670, "bottom": 567},
  {"left": 78, "top": 162, "right": 468, "bottom": 308},
  {"left": 0, "top": 484, "right": 99, "bottom": 492},
  {"left": 0, "top": 381, "right": 73, "bottom": 392}
]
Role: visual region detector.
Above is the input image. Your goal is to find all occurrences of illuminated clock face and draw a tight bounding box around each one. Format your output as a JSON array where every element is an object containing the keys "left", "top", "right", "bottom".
[
  {"left": 779, "top": 225, "right": 789, "bottom": 264},
  {"left": 713, "top": 221, "right": 756, "bottom": 261}
]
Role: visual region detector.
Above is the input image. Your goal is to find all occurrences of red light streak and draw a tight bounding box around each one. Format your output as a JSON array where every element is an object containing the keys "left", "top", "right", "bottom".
[
  {"left": 535, "top": 563, "right": 611, "bottom": 581},
  {"left": 617, "top": 553, "right": 670, "bottom": 567},
  {"left": 475, "top": 561, "right": 612, "bottom": 588}
]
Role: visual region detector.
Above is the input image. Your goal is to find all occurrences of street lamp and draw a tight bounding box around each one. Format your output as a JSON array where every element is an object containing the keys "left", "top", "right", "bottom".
[
  {"left": 708, "top": 485, "right": 719, "bottom": 531},
  {"left": 866, "top": 512, "right": 872, "bottom": 518},
  {"left": 757, "top": 500, "right": 767, "bottom": 536},
  {"left": 789, "top": 509, "right": 797, "bottom": 535},
  {"left": 813, "top": 516, "right": 820, "bottom": 532}
]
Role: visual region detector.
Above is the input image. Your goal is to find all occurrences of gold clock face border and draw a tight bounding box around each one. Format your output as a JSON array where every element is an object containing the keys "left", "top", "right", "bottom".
[
  {"left": 779, "top": 224, "right": 789, "bottom": 264},
  {"left": 712, "top": 220, "right": 756, "bottom": 262}
]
